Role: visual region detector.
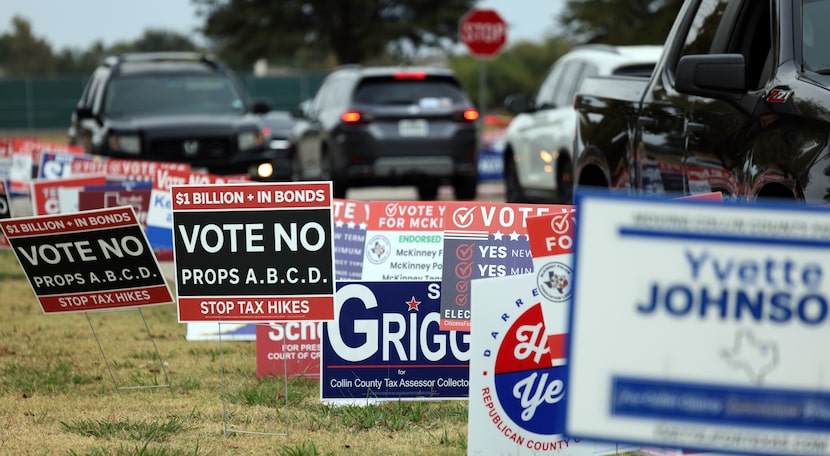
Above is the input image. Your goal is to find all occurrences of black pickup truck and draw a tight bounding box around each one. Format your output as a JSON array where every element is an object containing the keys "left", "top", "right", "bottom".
[{"left": 573, "top": 0, "right": 830, "bottom": 203}]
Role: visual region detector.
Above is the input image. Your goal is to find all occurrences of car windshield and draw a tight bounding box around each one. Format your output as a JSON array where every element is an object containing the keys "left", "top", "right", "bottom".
[
  {"left": 352, "top": 79, "right": 467, "bottom": 106},
  {"left": 802, "top": 0, "right": 830, "bottom": 74},
  {"left": 103, "top": 74, "right": 246, "bottom": 117}
]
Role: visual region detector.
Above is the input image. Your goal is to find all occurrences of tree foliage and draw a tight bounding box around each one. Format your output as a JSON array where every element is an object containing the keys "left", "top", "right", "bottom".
[
  {"left": 0, "top": 16, "right": 201, "bottom": 76},
  {"left": 559, "top": 0, "right": 684, "bottom": 45},
  {"left": 0, "top": 0, "right": 686, "bottom": 107},
  {"left": 192, "top": 0, "right": 476, "bottom": 67},
  {"left": 451, "top": 36, "right": 573, "bottom": 113},
  {"left": 0, "top": 16, "right": 54, "bottom": 76}
]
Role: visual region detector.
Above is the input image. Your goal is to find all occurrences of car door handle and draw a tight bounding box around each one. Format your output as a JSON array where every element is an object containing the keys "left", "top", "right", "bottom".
[
  {"left": 686, "top": 122, "right": 709, "bottom": 134},
  {"left": 637, "top": 116, "right": 657, "bottom": 128}
]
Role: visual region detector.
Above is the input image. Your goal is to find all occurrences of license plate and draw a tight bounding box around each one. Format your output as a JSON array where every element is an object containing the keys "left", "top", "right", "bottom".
[{"left": 398, "top": 119, "right": 428, "bottom": 137}]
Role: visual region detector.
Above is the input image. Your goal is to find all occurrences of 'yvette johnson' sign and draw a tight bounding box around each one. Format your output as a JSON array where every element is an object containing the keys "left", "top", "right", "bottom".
[
  {"left": 0, "top": 206, "right": 173, "bottom": 313},
  {"left": 567, "top": 192, "right": 830, "bottom": 455},
  {"left": 171, "top": 182, "right": 335, "bottom": 322}
]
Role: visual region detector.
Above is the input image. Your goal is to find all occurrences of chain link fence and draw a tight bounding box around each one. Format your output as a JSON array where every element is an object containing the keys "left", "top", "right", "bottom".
[{"left": 0, "top": 72, "right": 327, "bottom": 131}]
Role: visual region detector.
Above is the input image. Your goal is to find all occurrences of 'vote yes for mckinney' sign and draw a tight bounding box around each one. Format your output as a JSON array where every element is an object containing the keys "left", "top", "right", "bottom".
[
  {"left": 171, "top": 182, "right": 335, "bottom": 322},
  {"left": 0, "top": 206, "right": 173, "bottom": 313},
  {"left": 567, "top": 192, "right": 830, "bottom": 455}
]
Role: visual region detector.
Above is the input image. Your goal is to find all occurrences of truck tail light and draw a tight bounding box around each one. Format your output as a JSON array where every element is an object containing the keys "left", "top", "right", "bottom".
[
  {"left": 393, "top": 71, "right": 427, "bottom": 79},
  {"left": 455, "top": 109, "right": 479, "bottom": 122},
  {"left": 341, "top": 110, "right": 368, "bottom": 124}
]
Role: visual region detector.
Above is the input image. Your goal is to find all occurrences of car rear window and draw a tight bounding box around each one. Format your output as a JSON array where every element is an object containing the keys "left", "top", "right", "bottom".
[{"left": 352, "top": 78, "right": 468, "bottom": 106}]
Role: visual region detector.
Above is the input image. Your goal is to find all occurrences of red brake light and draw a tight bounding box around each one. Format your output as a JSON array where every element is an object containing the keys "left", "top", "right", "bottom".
[
  {"left": 460, "top": 109, "right": 479, "bottom": 122},
  {"left": 341, "top": 111, "right": 363, "bottom": 123},
  {"left": 393, "top": 71, "right": 427, "bottom": 79}
]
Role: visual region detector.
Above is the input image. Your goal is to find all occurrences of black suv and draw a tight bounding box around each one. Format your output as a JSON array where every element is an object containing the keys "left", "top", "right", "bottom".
[
  {"left": 299, "top": 65, "right": 480, "bottom": 199},
  {"left": 68, "top": 52, "right": 286, "bottom": 180}
]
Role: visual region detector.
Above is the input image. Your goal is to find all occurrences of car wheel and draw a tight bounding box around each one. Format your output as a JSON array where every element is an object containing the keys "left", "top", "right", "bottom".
[
  {"left": 453, "top": 175, "right": 478, "bottom": 200},
  {"left": 290, "top": 152, "right": 303, "bottom": 181},
  {"left": 417, "top": 181, "right": 440, "bottom": 200},
  {"left": 555, "top": 154, "right": 573, "bottom": 204},
  {"left": 504, "top": 157, "right": 526, "bottom": 203},
  {"left": 319, "top": 148, "right": 347, "bottom": 198}
]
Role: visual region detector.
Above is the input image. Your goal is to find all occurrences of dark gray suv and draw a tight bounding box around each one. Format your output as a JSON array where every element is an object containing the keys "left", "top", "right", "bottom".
[
  {"left": 68, "top": 52, "right": 286, "bottom": 180},
  {"left": 300, "top": 65, "right": 480, "bottom": 200}
]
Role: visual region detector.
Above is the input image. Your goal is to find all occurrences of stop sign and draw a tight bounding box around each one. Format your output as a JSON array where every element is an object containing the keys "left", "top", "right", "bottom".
[{"left": 459, "top": 9, "right": 508, "bottom": 58}]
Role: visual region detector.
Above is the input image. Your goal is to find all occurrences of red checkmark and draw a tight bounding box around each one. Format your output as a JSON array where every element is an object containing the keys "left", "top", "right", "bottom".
[
  {"left": 455, "top": 261, "right": 474, "bottom": 279},
  {"left": 456, "top": 280, "right": 469, "bottom": 293},
  {"left": 456, "top": 243, "right": 474, "bottom": 261},
  {"left": 455, "top": 294, "right": 468, "bottom": 306},
  {"left": 452, "top": 207, "right": 475, "bottom": 228},
  {"left": 551, "top": 214, "right": 570, "bottom": 234}
]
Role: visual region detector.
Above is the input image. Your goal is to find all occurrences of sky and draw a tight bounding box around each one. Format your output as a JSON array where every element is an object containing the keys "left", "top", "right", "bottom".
[{"left": 0, "top": 0, "right": 565, "bottom": 52}]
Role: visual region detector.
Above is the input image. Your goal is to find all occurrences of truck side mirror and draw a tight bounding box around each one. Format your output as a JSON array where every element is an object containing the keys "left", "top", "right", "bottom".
[
  {"left": 75, "top": 106, "right": 95, "bottom": 119},
  {"left": 504, "top": 94, "right": 530, "bottom": 114},
  {"left": 675, "top": 54, "right": 746, "bottom": 98},
  {"left": 251, "top": 98, "right": 271, "bottom": 114}
]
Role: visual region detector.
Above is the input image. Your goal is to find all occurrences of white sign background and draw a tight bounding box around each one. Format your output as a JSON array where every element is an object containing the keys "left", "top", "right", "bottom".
[
  {"left": 567, "top": 193, "right": 830, "bottom": 455},
  {"left": 468, "top": 274, "right": 618, "bottom": 456}
]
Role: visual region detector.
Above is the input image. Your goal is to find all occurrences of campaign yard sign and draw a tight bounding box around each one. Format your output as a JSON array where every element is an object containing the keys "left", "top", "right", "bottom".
[
  {"left": 321, "top": 281, "right": 469, "bottom": 402},
  {"left": 77, "top": 184, "right": 152, "bottom": 228},
  {"left": 10, "top": 139, "right": 85, "bottom": 195},
  {"left": 526, "top": 207, "right": 576, "bottom": 365},
  {"left": 185, "top": 322, "right": 256, "bottom": 341},
  {"left": 361, "top": 201, "right": 445, "bottom": 281},
  {"left": 332, "top": 198, "right": 370, "bottom": 280},
  {"left": 567, "top": 192, "right": 830, "bottom": 455},
  {"left": 0, "top": 206, "right": 173, "bottom": 313},
  {"left": 439, "top": 202, "right": 555, "bottom": 331},
  {"left": 145, "top": 168, "right": 248, "bottom": 251},
  {"left": 256, "top": 322, "right": 322, "bottom": 379},
  {"left": 467, "top": 274, "right": 608, "bottom": 455},
  {"left": 172, "top": 181, "right": 335, "bottom": 322},
  {"left": 146, "top": 167, "right": 189, "bottom": 251},
  {"left": 69, "top": 156, "right": 190, "bottom": 182},
  {"left": 0, "top": 138, "right": 12, "bottom": 183},
  {"left": 0, "top": 180, "right": 11, "bottom": 249},
  {"left": 30, "top": 175, "right": 108, "bottom": 216},
  {"left": 37, "top": 151, "right": 95, "bottom": 180}
]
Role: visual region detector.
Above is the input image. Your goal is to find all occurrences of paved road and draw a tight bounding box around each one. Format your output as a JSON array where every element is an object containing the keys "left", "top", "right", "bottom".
[{"left": 345, "top": 182, "right": 505, "bottom": 202}]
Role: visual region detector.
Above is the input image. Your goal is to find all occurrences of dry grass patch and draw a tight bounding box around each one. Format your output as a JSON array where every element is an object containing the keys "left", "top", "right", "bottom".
[{"left": 0, "top": 249, "right": 469, "bottom": 455}]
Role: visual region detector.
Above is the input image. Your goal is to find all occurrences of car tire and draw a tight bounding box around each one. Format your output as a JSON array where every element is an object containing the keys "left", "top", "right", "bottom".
[
  {"left": 332, "top": 181, "right": 348, "bottom": 199},
  {"left": 291, "top": 152, "right": 303, "bottom": 181},
  {"left": 504, "top": 156, "right": 526, "bottom": 203},
  {"left": 417, "top": 181, "right": 440, "bottom": 200},
  {"left": 453, "top": 175, "right": 478, "bottom": 200},
  {"left": 320, "top": 147, "right": 348, "bottom": 198},
  {"left": 555, "top": 154, "right": 574, "bottom": 204}
]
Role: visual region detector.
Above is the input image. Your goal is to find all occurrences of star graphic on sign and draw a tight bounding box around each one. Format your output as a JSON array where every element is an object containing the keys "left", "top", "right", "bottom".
[
  {"left": 347, "top": 221, "right": 356, "bottom": 229},
  {"left": 247, "top": 193, "right": 254, "bottom": 201},
  {"left": 406, "top": 296, "right": 421, "bottom": 311},
  {"left": 509, "top": 231, "right": 520, "bottom": 241},
  {"left": 359, "top": 222, "right": 367, "bottom": 230},
  {"left": 493, "top": 230, "right": 504, "bottom": 240},
  {"left": 335, "top": 220, "right": 344, "bottom": 228}
]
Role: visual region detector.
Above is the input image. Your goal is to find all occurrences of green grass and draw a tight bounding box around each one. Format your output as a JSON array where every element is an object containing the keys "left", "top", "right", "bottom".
[{"left": 60, "top": 415, "right": 191, "bottom": 441}]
